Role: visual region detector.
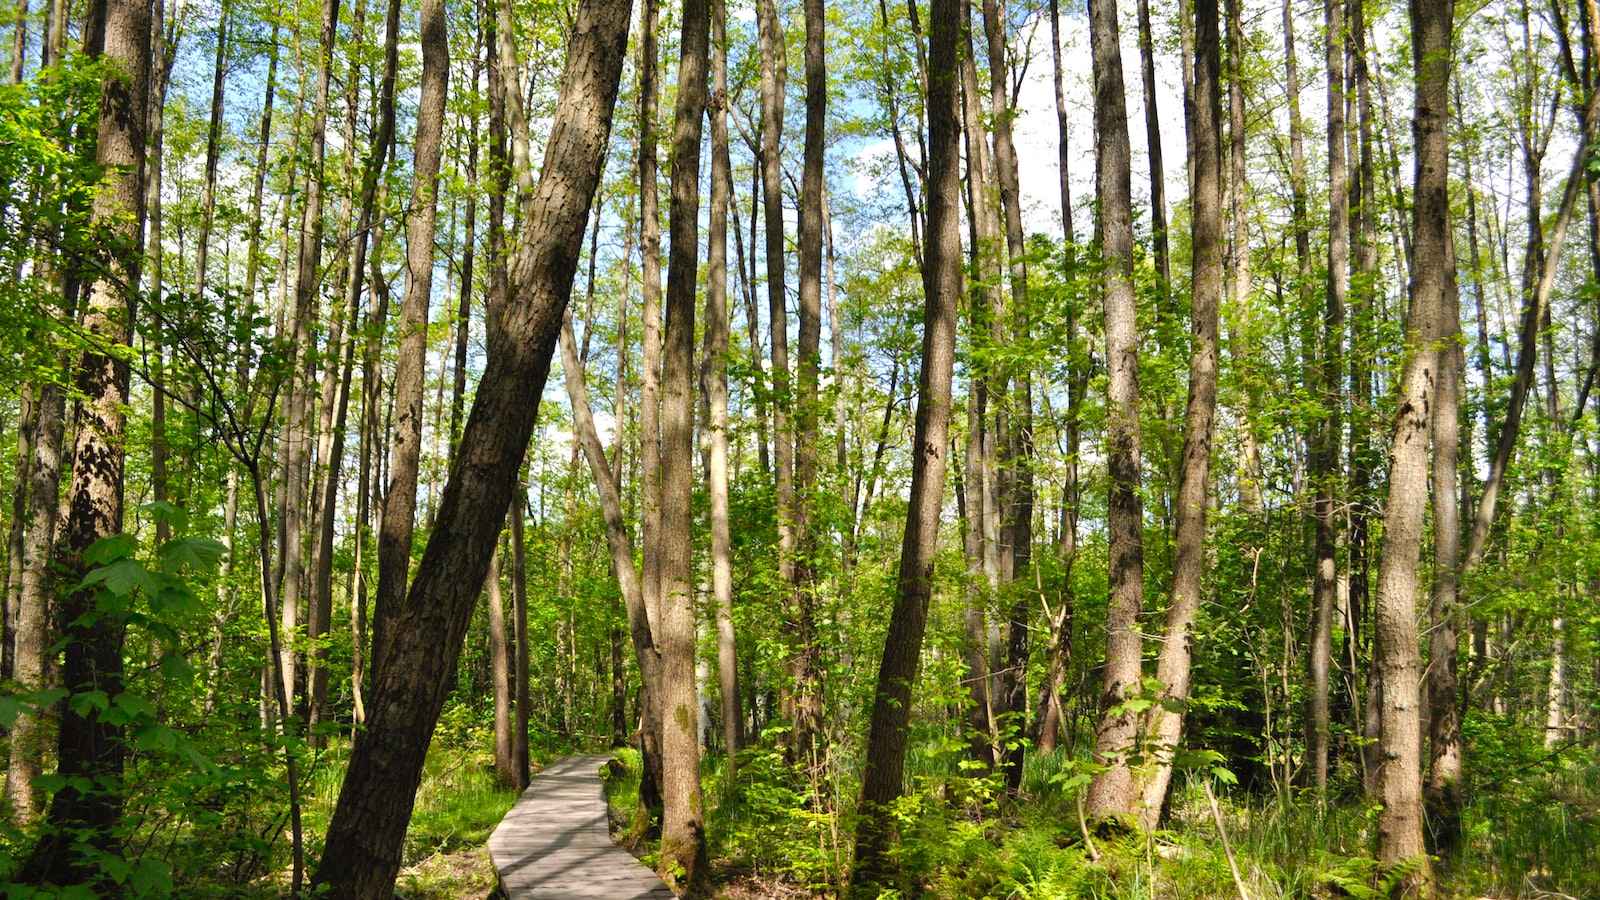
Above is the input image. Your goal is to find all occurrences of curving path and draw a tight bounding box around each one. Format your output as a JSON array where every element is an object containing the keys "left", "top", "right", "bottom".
[{"left": 488, "top": 754, "right": 674, "bottom": 899}]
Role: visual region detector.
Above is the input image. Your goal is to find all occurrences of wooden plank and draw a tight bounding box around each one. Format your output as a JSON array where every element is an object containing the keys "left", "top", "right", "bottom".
[{"left": 488, "top": 754, "right": 674, "bottom": 899}]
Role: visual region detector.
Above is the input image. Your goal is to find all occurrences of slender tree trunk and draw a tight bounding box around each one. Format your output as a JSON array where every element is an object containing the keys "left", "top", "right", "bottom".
[
  {"left": 374, "top": 0, "right": 448, "bottom": 675},
  {"left": 19, "top": 0, "right": 150, "bottom": 879},
  {"left": 755, "top": 0, "right": 800, "bottom": 748},
  {"left": 511, "top": 492, "right": 530, "bottom": 788},
  {"left": 279, "top": 0, "right": 342, "bottom": 715},
  {"left": 849, "top": 0, "right": 961, "bottom": 878},
  {"left": 1136, "top": 0, "right": 1169, "bottom": 287},
  {"left": 981, "top": 0, "right": 1035, "bottom": 795},
  {"left": 707, "top": 0, "right": 744, "bottom": 764},
  {"left": 5, "top": 372, "right": 66, "bottom": 823},
  {"left": 1309, "top": 0, "right": 1348, "bottom": 795},
  {"left": 638, "top": 0, "right": 666, "bottom": 639},
  {"left": 789, "top": 0, "right": 827, "bottom": 770},
  {"left": 192, "top": 0, "right": 229, "bottom": 301},
  {"left": 488, "top": 542, "right": 514, "bottom": 783},
  {"left": 1426, "top": 217, "right": 1465, "bottom": 855},
  {"left": 309, "top": 0, "right": 630, "bottom": 890},
  {"left": 1137, "top": 0, "right": 1222, "bottom": 830},
  {"left": 1083, "top": 0, "right": 1145, "bottom": 827},
  {"left": 1036, "top": 0, "right": 1079, "bottom": 756}
]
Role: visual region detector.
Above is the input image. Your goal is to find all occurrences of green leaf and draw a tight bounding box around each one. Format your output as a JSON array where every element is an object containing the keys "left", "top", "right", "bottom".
[
  {"left": 83, "top": 532, "right": 138, "bottom": 566},
  {"left": 0, "top": 693, "right": 20, "bottom": 729},
  {"left": 68, "top": 689, "right": 110, "bottom": 717},
  {"left": 158, "top": 652, "right": 194, "bottom": 684}
]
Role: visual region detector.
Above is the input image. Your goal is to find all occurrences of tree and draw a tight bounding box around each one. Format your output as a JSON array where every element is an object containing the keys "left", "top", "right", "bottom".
[
  {"left": 1137, "top": 0, "right": 1223, "bottom": 829},
  {"left": 309, "top": 0, "right": 633, "bottom": 889},
  {"left": 849, "top": 0, "right": 962, "bottom": 883},
  {"left": 1083, "top": 0, "right": 1146, "bottom": 827},
  {"left": 19, "top": 0, "right": 151, "bottom": 880},
  {"left": 1368, "top": 0, "right": 1456, "bottom": 886},
  {"left": 375, "top": 0, "right": 448, "bottom": 675}
]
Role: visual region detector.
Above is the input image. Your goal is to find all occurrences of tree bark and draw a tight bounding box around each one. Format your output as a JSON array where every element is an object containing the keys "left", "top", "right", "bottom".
[
  {"left": 488, "top": 542, "right": 514, "bottom": 783},
  {"left": 278, "top": 0, "right": 341, "bottom": 711},
  {"left": 1137, "top": 0, "right": 1223, "bottom": 830},
  {"left": 706, "top": 0, "right": 745, "bottom": 764},
  {"left": 309, "top": 0, "right": 632, "bottom": 890},
  {"left": 789, "top": 0, "right": 827, "bottom": 769},
  {"left": 638, "top": 0, "right": 666, "bottom": 638},
  {"left": 1083, "top": 0, "right": 1145, "bottom": 827},
  {"left": 1309, "top": 0, "right": 1348, "bottom": 796},
  {"left": 19, "top": 0, "right": 149, "bottom": 879},
  {"left": 657, "top": 0, "right": 711, "bottom": 883},
  {"left": 1136, "top": 0, "right": 1169, "bottom": 287},
  {"left": 5, "top": 376, "right": 65, "bottom": 823},
  {"left": 1369, "top": 0, "right": 1454, "bottom": 885},
  {"left": 375, "top": 0, "right": 448, "bottom": 674},
  {"left": 1426, "top": 211, "right": 1465, "bottom": 855},
  {"left": 849, "top": 0, "right": 961, "bottom": 880}
]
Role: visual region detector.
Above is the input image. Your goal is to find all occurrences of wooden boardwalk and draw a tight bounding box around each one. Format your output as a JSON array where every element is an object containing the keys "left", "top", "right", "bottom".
[{"left": 488, "top": 754, "right": 674, "bottom": 899}]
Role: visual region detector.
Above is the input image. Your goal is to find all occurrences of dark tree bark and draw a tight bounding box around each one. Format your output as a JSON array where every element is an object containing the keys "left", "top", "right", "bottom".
[
  {"left": 1083, "top": 0, "right": 1145, "bottom": 827},
  {"left": 309, "top": 0, "right": 632, "bottom": 891},
  {"left": 849, "top": 0, "right": 961, "bottom": 883},
  {"left": 1138, "top": 0, "right": 1223, "bottom": 829},
  {"left": 19, "top": 0, "right": 150, "bottom": 880}
]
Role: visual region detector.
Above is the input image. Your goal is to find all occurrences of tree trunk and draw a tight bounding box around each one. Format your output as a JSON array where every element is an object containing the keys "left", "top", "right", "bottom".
[
  {"left": 849, "top": 0, "right": 960, "bottom": 879},
  {"left": 980, "top": 0, "right": 1034, "bottom": 796},
  {"left": 755, "top": 0, "right": 800, "bottom": 749},
  {"left": 1083, "top": 0, "right": 1145, "bottom": 827},
  {"left": 511, "top": 493, "right": 530, "bottom": 788},
  {"left": 1136, "top": 0, "right": 1169, "bottom": 287},
  {"left": 19, "top": 0, "right": 149, "bottom": 879},
  {"left": 1137, "top": 0, "right": 1222, "bottom": 830},
  {"left": 5, "top": 375, "right": 66, "bottom": 823},
  {"left": 488, "top": 542, "right": 514, "bottom": 783},
  {"left": 707, "top": 0, "right": 745, "bottom": 764},
  {"left": 1309, "top": 0, "right": 1348, "bottom": 795},
  {"left": 1426, "top": 215, "right": 1465, "bottom": 855},
  {"left": 657, "top": 0, "right": 711, "bottom": 883},
  {"left": 638, "top": 0, "right": 666, "bottom": 639},
  {"left": 1370, "top": 0, "right": 1453, "bottom": 884},
  {"left": 375, "top": 0, "right": 448, "bottom": 675},
  {"left": 278, "top": 0, "right": 341, "bottom": 713},
  {"left": 309, "top": 0, "right": 631, "bottom": 889},
  {"left": 789, "top": 0, "right": 827, "bottom": 770}
]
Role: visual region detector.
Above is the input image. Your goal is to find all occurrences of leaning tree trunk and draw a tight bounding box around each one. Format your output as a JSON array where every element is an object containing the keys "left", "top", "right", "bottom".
[
  {"left": 849, "top": 0, "right": 961, "bottom": 884},
  {"left": 1137, "top": 0, "right": 1223, "bottom": 830},
  {"left": 1083, "top": 0, "right": 1145, "bottom": 828},
  {"left": 19, "top": 0, "right": 150, "bottom": 880},
  {"left": 309, "top": 0, "right": 632, "bottom": 891}
]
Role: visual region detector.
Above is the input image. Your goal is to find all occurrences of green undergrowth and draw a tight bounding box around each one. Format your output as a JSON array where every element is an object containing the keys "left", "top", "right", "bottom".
[{"left": 599, "top": 741, "right": 1600, "bottom": 899}]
